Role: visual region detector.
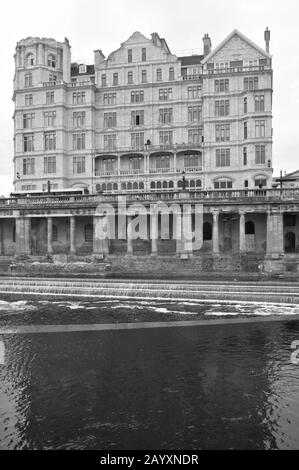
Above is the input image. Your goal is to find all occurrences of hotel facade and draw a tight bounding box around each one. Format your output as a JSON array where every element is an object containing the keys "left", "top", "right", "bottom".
[{"left": 0, "top": 28, "right": 298, "bottom": 276}]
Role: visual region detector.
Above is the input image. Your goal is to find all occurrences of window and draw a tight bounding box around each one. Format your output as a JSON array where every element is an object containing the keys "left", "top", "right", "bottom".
[
  {"left": 188, "top": 106, "right": 202, "bottom": 122},
  {"left": 131, "top": 132, "right": 144, "bottom": 149},
  {"left": 21, "top": 184, "right": 37, "bottom": 191},
  {"left": 103, "top": 158, "right": 116, "bottom": 172},
  {"left": 52, "top": 225, "right": 58, "bottom": 242},
  {"left": 184, "top": 153, "right": 201, "bottom": 168},
  {"left": 215, "top": 61, "right": 229, "bottom": 70},
  {"left": 44, "top": 132, "right": 56, "bottom": 151},
  {"left": 244, "top": 180, "right": 248, "bottom": 188},
  {"left": 284, "top": 214, "right": 296, "bottom": 227},
  {"left": 255, "top": 178, "right": 267, "bottom": 187},
  {"left": 255, "top": 145, "right": 265, "bottom": 164},
  {"left": 25, "top": 53, "right": 34, "bottom": 67},
  {"left": 129, "top": 156, "right": 142, "bottom": 171},
  {"left": 101, "top": 74, "right": 107, "bottom": 87},
  {"left": 84, "top": 224, "right": 93, "bottom": 242},
  {"left": 131, "top": 90, "right": 144, "bottom": 103},
  {"left": 128, "top": 49, "right": 132, "bottom": 63},
  {"left": 214, "top": 79, "right": 229, "bottom": 93},
  {"left": 113, "top": 73, "right": 119, "bottom": 86},
  {"left": 244, "top": 122, "right": 248, "bottom": 139},
  {"left": 46, "top": 91, "right": 54, "bottom": 104},
  {"left": 25, "top": 73, "right": 33, "bottom": 88},
  {"left": 203, "top": 222, "right": 212, "bottom": 241},
  {"left": 159, "top": 108, "right": 173, "bottom": 124},
  {"left": 47, "top": 54, "right": 56, "bottom": 68},
  {"left": 23, "top": 134, "right": 34, "bottom": 152},
  {"left": 244, "top": 77, "right": 258, "bottom": 90},
  {"left": 23, "top": 157, "right": 35, "bottom": 175},
  {"left": 73, "top": 92, "right": 85, "bottom": 104},
  {"left": 25, "top": 94, "right": 33, "bottom": 106},
  {"left": 214, "top": 180, "right": 232, "bottom": 189},
  {"left": 156, "top": 68, "right": 162, "bottom": 81},
  {"left": 142, "top": 48, "right": 146, "bottom": 61},
  {"left": 244, "top": 97, "right": 247, "bottom": 114},
  {"left": 79, "top": 64, "right": 86, "bottom": 74},
  {"left": 128, "top": 71, "right": 133, "bottom": 84},
  {"left": 169, "top": 67, "right": 174, "bottom": 81},
  {"left": 44, "top": 111, "right": 56, "bottom": 127},
  {"left": 216, "top": 149, "right": 230, "bottom": 167},
  {"left": 73, "top": 111, "right": 86, "bottom": 127},
  {"left": 159, "top": 88, "right": 172, "bottom": 101},
  {"left": 215, "top": 123, "right": 230, "bottom": 142},
  {"left": 155, "top": 155, "right": 170, "bottom": 169},
  {"left": 159, "top": 131, "right": 173, "bottom": 146},
  {"left": 131, "top": 110, "right": 144, "bottom": 126},
  {"left": 255, "top": 95, "right": 265, "bottom": 112},
  {"left": 141, "top": 70, "right": 147, "bottom": 83},
  {"left": 73, "top": 156, "right": 86, "bottom": 174},
  {"left": 42, "top": 183, "right": 58, "bottom": 191},
  {"left": 103, "top": 93, "right": 116, "bottom": 105},
  {"left": 215, "top": 100, "right": 230, "bottom": 117},
  {"left": 255, "top": 120, "right": 265, "bottom": 137},
  {"left": 73, "top": 133, "right": 85, "bottom": 150},
  {"left": 104, "top": 134, "right": 116, "bottom": 150},
  {"left": 49, "top": 73, "right": 57, "bottom": 83},
  {"left": 245, "top": 221, "right": 255, "bottom": 235},
  {"left": 188, "top": 128, "right": 203, "bottom": 145},
  {"left": 44, "top": 156, "right": 56, "bottom": 174},
  {"left": 243, "top": 147, "right": 247, "bottom": 165},
  {"left": 23, "top": 113, "right": 35, "bottom": 129},
  {"left": 188, "top": 86, "right": 201, "bottom": 99},
  {"left": 104, "top": 112, "right": 117, "bottom": 128}
]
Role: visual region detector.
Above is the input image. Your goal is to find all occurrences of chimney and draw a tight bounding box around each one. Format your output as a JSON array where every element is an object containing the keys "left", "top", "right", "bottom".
[
  {"left": 203, "top": 33, "right": 212, "bottom": 57},
  {"left": 264, "top": 27, "right": 270, "bottom": 53},
  {"left": 94, "top": 49, "right": 105, "bottom": 67}
]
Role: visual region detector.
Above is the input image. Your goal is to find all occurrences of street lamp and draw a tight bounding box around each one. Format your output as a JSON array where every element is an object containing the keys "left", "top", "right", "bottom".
[{"left": 182, "top": 170, "right": 186, "bottom": 191}]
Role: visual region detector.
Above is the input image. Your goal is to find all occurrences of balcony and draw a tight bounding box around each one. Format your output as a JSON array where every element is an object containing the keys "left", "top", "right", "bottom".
[
  {"left": 95, "top": 142, "right": 203, "bottom": 155},
  {"left": 94, "top": 166, "right": 203, "bottom": 178},
  {"left": 204, "top": 65, "right": 271, "bottom": 76}
]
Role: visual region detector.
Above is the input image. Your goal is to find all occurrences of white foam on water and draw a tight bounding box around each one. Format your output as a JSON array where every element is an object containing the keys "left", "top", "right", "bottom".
[
  {"left": 0, "top": 341, "right": 4, "bottom": 364},
  {"left": 205, "top": 305, "right": 299, "bottom": 317},
  {"left": 0, "top": 300, "right": 37, "bottom": 312}
]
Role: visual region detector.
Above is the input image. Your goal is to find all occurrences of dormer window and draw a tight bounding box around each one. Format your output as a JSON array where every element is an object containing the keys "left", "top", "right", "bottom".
[
  {"left": 79, "top": 64, "right": 87, "bottom": 74},
  {"left": 47, "top": 54, "right": 56, "bottom": 68},
  {"left": 25, "top": 53, "right": 34, "bottom": 67}
]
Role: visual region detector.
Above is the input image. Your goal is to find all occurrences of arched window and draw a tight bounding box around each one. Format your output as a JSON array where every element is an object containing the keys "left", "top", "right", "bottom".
[
  {"left": 47, "top": 54, "right": 56, "bottom": 68},
  {"left": 245, "top": 221, "right": 255, "bottom": 235},
  {"left": 169, "top": 181, "right": 174, "bottom": 189},
  {"left": 254, "top": 178, "right": 267, "bottom": 187},
  {"left": 203, "top": 222, "right": 212, "bottom": 241},
  {"left": 178, "top": 180, "right": 183, "bottom": 188},
  {"left": 52, "top": 225, "right": 58, "bottom": 242},
  {"left": 139, "top": 182, "right": 144, "bottom": 190},
  {"left": 196, "top": 179, "right": 202, "bottom": 188},
  {"left": 157, "top": 181, "right": 162, "bottom": 189},
  {"left": 96, "top": 184, "right": 101, "bottom": 192},
  {"left": 127, "top": 182, "right": 132, "bottom": 190},
  {"left": 133, "top": 182, "right": 138, "bottom": 190},
  {"left": 214, "top": 180, "right": 232, "bottom": 189},
  {"left": 121, "top": 182, "right": 126, "bottom": 190},
  {"left": 102, "top": 183, "right": 107, "bottom": 192},
  {"left": 113, "top": 183, "right": 118, "bottom": 191},
  {"left": 25, "top": 53, "right": 34, "bottom": 67},
  {"left": 84, "top": 224, "right": 93, "bottom": 242},
  {"left": 190, "top": 180, "right": 195, "bottom": 188},
  {"left": 151, "top": 181, "right": 156, "bottom": 189},
  {"left": 107, "top": 183, "right": 112, "bottom": 191},
  {"left": 163, "top": 181, "right": 168, "bottom": 189}
]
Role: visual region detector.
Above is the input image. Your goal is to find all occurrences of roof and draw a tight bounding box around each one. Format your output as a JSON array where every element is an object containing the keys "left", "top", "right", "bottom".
[
  {"left": 71, "top": 64, "right": 95, "bottom": 76},
  {"left": 179, "top": 55, "right": 204, "bottom": 66},
  {"left": 201, "top": 29, "right": 271, "bottom": 65}
]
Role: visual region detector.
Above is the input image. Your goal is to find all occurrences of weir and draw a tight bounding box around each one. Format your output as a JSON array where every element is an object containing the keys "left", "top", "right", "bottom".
[{"left": 0, "top": 278, "right": 299, "bottom": 304}]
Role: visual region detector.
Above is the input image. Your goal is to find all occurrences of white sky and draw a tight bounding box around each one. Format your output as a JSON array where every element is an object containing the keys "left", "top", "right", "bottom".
[{"left": 0, "top": 0, "right": 298, "bottom": 196}]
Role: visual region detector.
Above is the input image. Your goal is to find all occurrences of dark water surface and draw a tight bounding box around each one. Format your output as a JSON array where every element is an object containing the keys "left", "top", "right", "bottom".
[{"left": 0, "top": 296, "right": 299, "bottom": 449}]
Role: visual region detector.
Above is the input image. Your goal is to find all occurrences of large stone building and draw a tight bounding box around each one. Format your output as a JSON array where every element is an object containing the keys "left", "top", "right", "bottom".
[
  {"left": 0, "top": 28, "right": 298, "bottom": 277},
  {"left": 13, "top": 29, "right": 273, "bottom": 194}
]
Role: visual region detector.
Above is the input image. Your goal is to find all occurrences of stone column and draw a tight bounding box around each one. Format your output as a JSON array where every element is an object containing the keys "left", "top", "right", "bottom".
[
  {"left": 127, "top": 216, "right": 133, "bottom": 255},
  {"left": 175, "top": 211, "right": 183, "bottom": 254},
  {"left": 15, "top": 217, "right": 31, "bottom": 255},
  {"left": 70, "top": 216, "right": 76, "bottom": 255},
  {"left": 47, "top": 217, "right": 53, "bottom": 254},
  {"left": 151, "top": 213, "right": 158, "bottom": 256},
  {"left": 212, "top": 211, "right": 219, "bottom": 254},
  {"left": 93, "top": 215, "right": 105, "bottom": 257},
  {"left": 239, "top": 211, "right": 246, "bottom": 253},
  {"left": 266, "top": 211, "right": 284, "bottom": 255},
  {"left": 174, "top": 152, "right": 177, "bottom": 171}
]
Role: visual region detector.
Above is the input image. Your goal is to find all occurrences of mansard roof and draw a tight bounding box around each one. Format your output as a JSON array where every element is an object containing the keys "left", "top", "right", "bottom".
[
  {"left": 202, "top": 28, "right": 271, "bottom": 64},
  {"left": 179, "top": 54, "right": 204, "bottom": 66}
]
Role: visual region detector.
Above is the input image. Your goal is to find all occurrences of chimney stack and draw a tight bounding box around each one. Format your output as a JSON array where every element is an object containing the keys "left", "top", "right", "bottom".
[
  {"left": 264, "top": 27, "right": 270, "bottom": 53},
  {"left": 203, "top": 34, "right": 212, "bottom": 57}
]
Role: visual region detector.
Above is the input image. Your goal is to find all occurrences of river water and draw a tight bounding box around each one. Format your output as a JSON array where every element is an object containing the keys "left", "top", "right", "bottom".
[{"left": 0, "top": 295, "right": 299, "bottom": 450}]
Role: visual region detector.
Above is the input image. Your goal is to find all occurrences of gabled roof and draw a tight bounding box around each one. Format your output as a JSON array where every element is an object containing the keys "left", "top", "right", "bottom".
[
  {"left": 278, "top": 170, "right": 299, "bottom": 179},
  {"left": 202, "top": 29, "right": 271, "bottom": 65}
]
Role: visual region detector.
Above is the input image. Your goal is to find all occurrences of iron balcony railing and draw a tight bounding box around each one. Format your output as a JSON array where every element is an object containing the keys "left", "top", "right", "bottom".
[
  {"left": 96, "top": 142, "right": 203, "bottom": 155},
  {"left": 94, "top": 166, "right": 203, "bottom": 177}
]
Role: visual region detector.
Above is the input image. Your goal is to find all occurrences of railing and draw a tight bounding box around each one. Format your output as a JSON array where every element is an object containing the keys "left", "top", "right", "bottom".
[
  {"left": 204, "top": 65, "right": 271, "bottom": 76},
  {"left": 42, "top": 81, "right": 64, "bottom": 87},
  {"left": 182, "top": 74, "right": 202, "bottom": 81},
  {"left": 95, "top": 142, "right": 203, "bottom": 155},
  {"left": 94, "top": 166, "right": 203, "bottom": 178},
  {"left": 1, "top": 188, "right": 299, "bottom": 208}
]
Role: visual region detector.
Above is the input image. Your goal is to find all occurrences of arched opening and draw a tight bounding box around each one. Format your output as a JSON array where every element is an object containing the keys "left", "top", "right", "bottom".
[
  {"left": 121, "top": 182, "right": 126, "bottom": 190},
  {"left": 163, "top": 181, "right": 168, "bottom": 189},
  {"left": 96, "top": 184, "right": 101, "bottom": 192},
  {"left": 102, "top": 183, "right": 107, "bottom": 192},
  {"left": 139, "top": 182, "right": 144, "bottom": 190},
  {"left": 113, "top": 183, "right": 118, "bottom": 191},
  {"left": 25, "top": 53, "right": 34, "bottom": 67},
  {"left": 203, "top": 222, "right": 212, "bottom": 241},
  {"left": 245, "top": 221, "right": 255, "bottom": 235},
  {"left": 150, "top": 181, "right": 155, "bottom": 189},
  {"left": 196, "top": 179, "right": 202, "bottom": 188},
  {"left": 133, "top": 182, "right": 138, "bottom": 190},
  {"left": 285, "top": 232, "right": 296, "bottom": 253},
  {"left": 84, "top": 224, "right": 93, "bottom": 243},
  {"left": 190, "top": 180, "right": 195, "bottom": 188},
  {"left": 127, "top": 182, "right": 132, "bottom": 190},
  {"left": 169, "top": 181, "right": 174, "bottom": 189},
  {"left": 157, "top": 181, "right": 162, "bottom": 189},
  {"left": 107, "top": 183, "right": 112, "bottom": 191}
]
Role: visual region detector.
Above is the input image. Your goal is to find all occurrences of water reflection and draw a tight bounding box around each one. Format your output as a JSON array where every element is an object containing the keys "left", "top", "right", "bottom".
[{"left": 0, "top": 306, "right": 299, "bottom": 449}]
